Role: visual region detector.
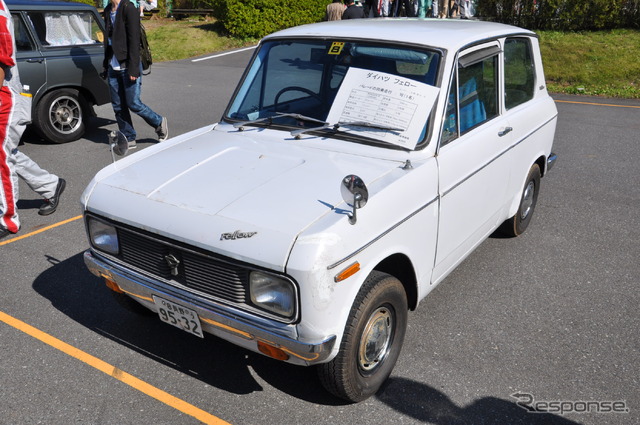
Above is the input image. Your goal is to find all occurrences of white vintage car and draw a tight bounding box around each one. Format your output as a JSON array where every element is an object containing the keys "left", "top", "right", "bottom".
[{"left": 82, "top": 19, "right": 557, "bottom": 402}]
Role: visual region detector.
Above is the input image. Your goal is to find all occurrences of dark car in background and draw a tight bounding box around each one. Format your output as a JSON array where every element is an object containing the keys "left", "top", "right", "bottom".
[{"left": 8, "top": 0, "right": 110, "bottom": 143}]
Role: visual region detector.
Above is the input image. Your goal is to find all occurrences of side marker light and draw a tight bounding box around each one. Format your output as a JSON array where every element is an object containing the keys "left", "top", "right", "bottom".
[{"left": 334, "top": 261, "right": 360, "bottom": 282}]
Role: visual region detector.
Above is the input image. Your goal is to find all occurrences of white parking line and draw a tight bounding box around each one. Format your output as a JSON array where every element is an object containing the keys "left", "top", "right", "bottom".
[{"left": 191, "top": 46, "right": 257, "bottom": 63}]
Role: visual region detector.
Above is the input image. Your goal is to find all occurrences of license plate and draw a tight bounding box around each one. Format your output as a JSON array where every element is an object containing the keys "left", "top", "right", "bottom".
[{"left": 153, "top": 296, "right": 204, "bottom": 338}]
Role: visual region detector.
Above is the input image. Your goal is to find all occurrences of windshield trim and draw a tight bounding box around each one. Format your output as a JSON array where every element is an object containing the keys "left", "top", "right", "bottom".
[{"left": 223, "top": 37, "right": 446, "bottom": 151}]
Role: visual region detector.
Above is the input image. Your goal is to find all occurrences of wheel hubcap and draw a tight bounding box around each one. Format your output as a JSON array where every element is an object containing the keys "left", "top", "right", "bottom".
[
  {"left": 520, "top": 181, "right": 535, "bottom": 220},
  {"left": 49, "top": 96, "right": 82, "bottom": 134},
  {"left": 359, "top": 307, "right": 393, "bottom": 372}
]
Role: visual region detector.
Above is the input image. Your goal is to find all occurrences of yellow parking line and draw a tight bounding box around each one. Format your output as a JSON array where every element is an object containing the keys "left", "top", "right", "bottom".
[
  {"left": 555, "top": 99, "right": 640, "bottom": 109},
  {"left": 0, "top": 311, "right": 231, "bottom": 425},
  {"left": 0, "top": 215, "right": 83, "bottom": 246}
]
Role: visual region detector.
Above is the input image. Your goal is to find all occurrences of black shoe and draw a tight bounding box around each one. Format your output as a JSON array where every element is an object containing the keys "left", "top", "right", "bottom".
[
  {"left": 156, "top": 117, "right": 168, "bottom": 142},
  {"left": 0, "top": 227, "right": 17, "bottom": 240},
  {"left": 0, "top": 227, "right": 20, "bottom": 239},
  {"left": 39, "top": 178, "right": 66, "bottom": 216}
]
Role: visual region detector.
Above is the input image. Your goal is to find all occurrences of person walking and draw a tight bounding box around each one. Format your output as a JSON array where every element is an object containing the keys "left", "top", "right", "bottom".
[
  {"left": 103, "top": 0, "right": 167, "bottom": 148},
  {"left": 138, "top": 0, "right": 157, "bottom": 17},
  {"left": 0, "top": 0, "right": 66, "bottom": 240},
  {"left": 392, "top": 0, "right": 416, "bottom": 16},
  {"left": 342, "top": 0, "right": 366, "bottom": 18},
  {"left": 325, "top": 0, "right": 345, "bottom": 21}
]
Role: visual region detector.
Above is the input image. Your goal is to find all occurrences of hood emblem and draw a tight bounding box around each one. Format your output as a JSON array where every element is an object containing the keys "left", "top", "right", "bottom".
[
  {"left": 164, "top": 254, "right": 181, "bottom": 276},
  {"left": 220, "top": 230, "right": 258, "bottom": 241}
]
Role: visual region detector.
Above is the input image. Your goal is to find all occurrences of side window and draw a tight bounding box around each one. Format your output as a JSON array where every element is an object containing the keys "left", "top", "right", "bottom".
[
  {"left": 12, "top": 14, "right": 35, "bottom": 52},
  {"left": 26, "top": 11, "right": 103, "bottom": 47},
  {"left": 504, "top": 38, "right": 535, "bottom": 109},
  {"left": 440, "top": 48, "right": 499, "bottom": 146},
  {"left": 459, "top": 54, "right": 498, "bottom": 133}
]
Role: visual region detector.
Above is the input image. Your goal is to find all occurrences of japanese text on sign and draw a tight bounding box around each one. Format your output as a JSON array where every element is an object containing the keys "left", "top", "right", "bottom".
[{"left": 326, "top": 68, "right": 439, "bottom": 149}]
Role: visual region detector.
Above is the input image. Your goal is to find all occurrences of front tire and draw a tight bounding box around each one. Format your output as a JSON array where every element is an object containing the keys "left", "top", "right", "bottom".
[
  {"left": 34, "top": 88, "right": 87, "bottom": 143},
  {"left": 318, "top": 271, "right": 408, "bottom": 402},
  {"left": 498, "top": 163, "right": 541, "bottom": 237}
]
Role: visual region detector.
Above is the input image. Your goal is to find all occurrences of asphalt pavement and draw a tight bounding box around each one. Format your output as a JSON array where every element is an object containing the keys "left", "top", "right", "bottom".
[{"left": 0, "top": 49, "right": 638, "bottom": 425}]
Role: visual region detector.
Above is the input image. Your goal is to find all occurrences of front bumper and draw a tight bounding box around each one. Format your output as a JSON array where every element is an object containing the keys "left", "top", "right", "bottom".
[{"left": 84, "top": 250, "right": 336, "bottom": 366}]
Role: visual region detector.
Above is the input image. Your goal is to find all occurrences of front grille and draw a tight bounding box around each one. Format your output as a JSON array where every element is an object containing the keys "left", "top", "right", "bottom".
[{"left": 118, "top": 227, "right": 248, "bottom": 305}]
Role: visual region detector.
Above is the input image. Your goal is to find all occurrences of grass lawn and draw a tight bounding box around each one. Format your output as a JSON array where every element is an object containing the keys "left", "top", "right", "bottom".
[
  {"left": 539, "top": 29, "right": 640, "bottom": 98},
  {"left": 144, "top": 17, "right": 254, "bottom": 62},
  {"left": 145, "top": 18, "right": 640, "bottom": 99}
]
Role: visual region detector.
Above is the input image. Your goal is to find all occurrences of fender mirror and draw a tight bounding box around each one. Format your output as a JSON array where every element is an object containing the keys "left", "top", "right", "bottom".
[
  {"left": 108, "top": 130, "right": 129, "bottom": 162},
  {"left": 340, "top": 175, "right": 368, "bottom": 225}
]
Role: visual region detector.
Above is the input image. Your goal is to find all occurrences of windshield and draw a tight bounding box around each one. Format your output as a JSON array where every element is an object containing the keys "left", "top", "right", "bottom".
[{"left": 225, "top": 39, "right": 441, "bottom": 150}]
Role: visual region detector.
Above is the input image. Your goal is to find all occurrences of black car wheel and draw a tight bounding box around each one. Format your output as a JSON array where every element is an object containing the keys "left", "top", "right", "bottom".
[
  {"left": 318, "top": 271, "right": 408, "bottom": 402},
  {"left": 35, "top": 88, "right": 87, "bottom": 143},
  {"left": 497, "top": 163, "right": 541, "bottom": 237}
]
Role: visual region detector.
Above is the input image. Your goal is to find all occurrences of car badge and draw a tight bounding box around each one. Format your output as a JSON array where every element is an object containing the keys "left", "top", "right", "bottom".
[
  {"left": 220, "top": 230, "right": 258, "bottom": 241},
  {"left": 164, "top": 254, "right": 181, "bottom": 276}
]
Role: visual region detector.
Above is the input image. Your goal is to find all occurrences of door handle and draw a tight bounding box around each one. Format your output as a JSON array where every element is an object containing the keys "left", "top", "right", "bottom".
[
  {"left": 26, "top": 58, "right": 44, "bottom": 63},
  {"left": 498, "top": 126, "right": 513, "bottom": 137}
]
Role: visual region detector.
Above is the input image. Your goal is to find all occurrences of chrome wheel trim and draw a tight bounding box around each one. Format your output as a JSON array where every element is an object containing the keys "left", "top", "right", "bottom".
[
  {"left": 49, "top": 95, "right": 82, "bottom": 135},
  {"left": 358, "top": 307, "right": 393, "bottom": 373},
  {"left": 520, "top": 180, "right": 535, "bottom": 220}
]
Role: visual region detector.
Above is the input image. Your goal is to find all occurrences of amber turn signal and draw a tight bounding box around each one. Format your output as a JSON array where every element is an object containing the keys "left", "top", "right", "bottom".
[
  {"left": 104, "top": 277, "right": 123, "bottom": 293},
  {"left": 334, "top": 261, "right": 360, "bottom": 282},
  {"left": 257, "top": 341, "right": 289, "bottom": 361}
]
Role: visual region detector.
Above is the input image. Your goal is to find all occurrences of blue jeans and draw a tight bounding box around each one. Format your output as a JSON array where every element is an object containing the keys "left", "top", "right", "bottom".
[{"left": 107, "top": 66, "right": 162, "bottom": 141}]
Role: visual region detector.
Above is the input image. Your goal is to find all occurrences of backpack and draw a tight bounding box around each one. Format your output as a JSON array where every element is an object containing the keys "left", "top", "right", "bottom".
[
  {"left": 123, "top": 1, "right": 153, "bottom": 75},
  {"left": 140, "top": 22, "right": 152, "bottom": 75}
]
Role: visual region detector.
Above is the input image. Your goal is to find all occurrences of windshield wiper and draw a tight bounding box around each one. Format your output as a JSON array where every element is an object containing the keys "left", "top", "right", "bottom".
[
  {"left": 234, "top": 112, "right": 327, "bottom": 131},
  {"left": 337, "top": 121, "right": 405, "bottom": 132},
  {"left": 291, "top": 121, "right": 404, "bottom": 139}
]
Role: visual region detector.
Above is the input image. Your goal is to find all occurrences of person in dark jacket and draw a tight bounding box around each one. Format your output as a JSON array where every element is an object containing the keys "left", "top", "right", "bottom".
[
  {"left": 342, "top": 0, "right": 366, "bottom": 19},
  {"left": 103, "top": 0, "right": 167, "bottom": 148}
]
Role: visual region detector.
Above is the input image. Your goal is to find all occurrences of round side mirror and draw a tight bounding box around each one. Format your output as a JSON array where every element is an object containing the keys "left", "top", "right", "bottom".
[
  {"left": 341, "top": 175, "right": 368, "bottom": 225},
  {"left": 109, "top": 130, "right": 129, "bottom": 157},
  {"left": 341, "top": 175, "right": 368, "bottom": 209}
]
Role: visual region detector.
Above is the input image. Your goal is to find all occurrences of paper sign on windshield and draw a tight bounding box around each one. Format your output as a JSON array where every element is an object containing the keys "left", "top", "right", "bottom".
[{"left": 326, "top": 68, "right": 440, "bottom": 149}]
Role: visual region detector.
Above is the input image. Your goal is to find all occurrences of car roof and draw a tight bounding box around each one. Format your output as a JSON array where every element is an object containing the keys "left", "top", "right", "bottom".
[
  {"left": 264, "top": 18, "right": 535, "bottom": 52},
  {"left": 5, "top": 0, "right": 99, "bottom": 11}
]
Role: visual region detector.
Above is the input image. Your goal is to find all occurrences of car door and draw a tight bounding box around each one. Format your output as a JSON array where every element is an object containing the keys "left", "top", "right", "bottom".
[
  {"left": 24, "top": 8, "right": 108, "bottom": 103},
  {"left": 432, "top": 41, "right": 513, "bottom": 284},
  {"left": 501, "top": 36, "right": 554, "bottom": 204},
  {"left": 12, "top": 12, "right": 46, "bottom": 96}
]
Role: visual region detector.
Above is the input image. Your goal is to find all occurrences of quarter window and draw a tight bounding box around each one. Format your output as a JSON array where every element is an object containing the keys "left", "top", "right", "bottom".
[
  {"left": 504, "top": 38, "right": 535, "bottom": 109},
  {"left": 26, "top": 11, "right": 103, "bottom": 47}
]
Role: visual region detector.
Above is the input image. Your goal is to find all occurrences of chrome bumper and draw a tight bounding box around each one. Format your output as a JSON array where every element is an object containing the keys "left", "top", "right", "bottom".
[
  {"left": 83, "top": 250, "right": 336, "bottom": 366},
  {"left": 547, "top": 152, "right": 558, "bottom": 172}
]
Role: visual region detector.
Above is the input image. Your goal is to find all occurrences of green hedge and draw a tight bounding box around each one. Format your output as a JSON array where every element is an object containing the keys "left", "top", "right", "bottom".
[
  {"left": 476, "top": 0, "right": 640, "bottom": 30},
  {"left": 69, "top": 0, "right": 96, "bottom": 6},
  {"left": 216, "top": 0, "right": 326, "bottom": 39}
]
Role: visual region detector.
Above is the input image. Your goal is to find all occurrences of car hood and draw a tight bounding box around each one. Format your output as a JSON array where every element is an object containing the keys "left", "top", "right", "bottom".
[{"left": 85, "top": 126, "right": 403, "bottom": 270}]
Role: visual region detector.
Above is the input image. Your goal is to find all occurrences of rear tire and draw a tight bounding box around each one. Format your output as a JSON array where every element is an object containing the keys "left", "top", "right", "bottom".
[
  {"left": 318, "top": 271, "right": 408, "bottom": 402},
  {"left": 498, "top": 163, "right": 541, "bottom": 237},
  {"left": 34, "top": 88, "right": 87, "bottom": 143}
]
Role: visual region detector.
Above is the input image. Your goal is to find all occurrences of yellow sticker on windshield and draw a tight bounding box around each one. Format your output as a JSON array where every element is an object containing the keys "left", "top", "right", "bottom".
[{"left": 328, "top": 42, "right": 345, "bottom": 55}]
